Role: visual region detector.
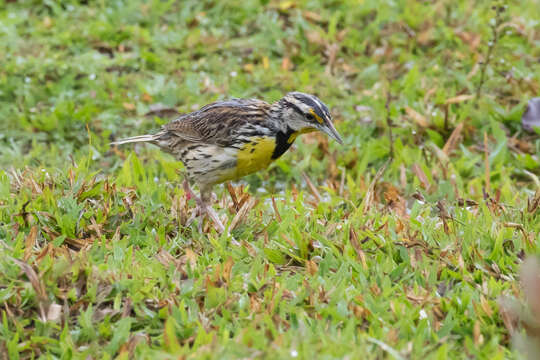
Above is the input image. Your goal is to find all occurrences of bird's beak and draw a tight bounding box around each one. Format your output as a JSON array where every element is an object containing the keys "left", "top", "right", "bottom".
[{"left": 320, "top": 121, "right": 343, "bottom": 144}]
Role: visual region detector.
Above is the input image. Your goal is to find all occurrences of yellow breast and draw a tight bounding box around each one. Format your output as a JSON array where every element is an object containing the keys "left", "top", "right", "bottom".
[{"left": 235, "top": 136, "right": 276, "bottom": 178}]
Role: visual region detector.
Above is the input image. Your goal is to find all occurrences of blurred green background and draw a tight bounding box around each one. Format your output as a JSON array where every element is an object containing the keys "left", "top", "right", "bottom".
[{"left": 1, "top": 1, "right": 539, "bottom": 359}]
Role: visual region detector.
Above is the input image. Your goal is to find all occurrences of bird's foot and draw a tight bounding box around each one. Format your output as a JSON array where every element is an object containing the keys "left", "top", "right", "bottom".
[
  {"left": 202, "top": 204, "right": 226, "bottom": 233},
  {"left": 183, "top": 180, "right": 226, "bottom": 233}
]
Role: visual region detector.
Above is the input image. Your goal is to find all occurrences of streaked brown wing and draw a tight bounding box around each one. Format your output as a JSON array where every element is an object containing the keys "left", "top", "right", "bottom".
[{"left": 162, "top": 99, "right": 271, "bottom": 145}]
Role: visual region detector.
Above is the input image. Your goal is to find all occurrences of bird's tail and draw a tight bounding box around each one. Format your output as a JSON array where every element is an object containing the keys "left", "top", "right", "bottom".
[{"left": 110, "top": 134, "right": 157, "bottom": 146}]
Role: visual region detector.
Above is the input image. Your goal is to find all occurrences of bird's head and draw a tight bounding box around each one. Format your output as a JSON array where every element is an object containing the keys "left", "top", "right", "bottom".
[{"left": 276, "top": 92, "right": 343, "bottom": 144}]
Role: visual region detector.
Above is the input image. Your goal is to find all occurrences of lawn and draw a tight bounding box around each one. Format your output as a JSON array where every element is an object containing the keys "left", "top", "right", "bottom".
[{"left": 1, "top": 0, "right": 539, "bottom": 359}]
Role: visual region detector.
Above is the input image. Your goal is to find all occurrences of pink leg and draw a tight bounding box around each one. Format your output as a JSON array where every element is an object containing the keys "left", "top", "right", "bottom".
[{"left": 183, "top": 180, "right": 225, "bottom": 233}]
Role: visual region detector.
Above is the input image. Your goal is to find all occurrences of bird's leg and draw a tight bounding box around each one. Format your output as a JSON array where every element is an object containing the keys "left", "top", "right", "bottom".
[
  {"left": 183, "top": 180, "right": 202, "bottom": 228},
  {"left": 200, "top": 188, "right": 238, "bottom": 243},
  {"left": 199, "top": 185, "right": 226, "bottom": 233},
  {"left": 183, "top": 180, "right": 225, "bottom": 233}
]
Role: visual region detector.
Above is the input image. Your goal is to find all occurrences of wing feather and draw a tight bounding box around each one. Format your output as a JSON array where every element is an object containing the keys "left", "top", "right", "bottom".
[{"left": 161, "top": 98, "right": 271, "bottom": 145}]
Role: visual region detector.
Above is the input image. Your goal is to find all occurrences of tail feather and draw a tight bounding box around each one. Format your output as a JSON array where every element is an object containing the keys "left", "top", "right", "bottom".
[{"left": 110, "top": 134, "right": 157, "bottom": 146}]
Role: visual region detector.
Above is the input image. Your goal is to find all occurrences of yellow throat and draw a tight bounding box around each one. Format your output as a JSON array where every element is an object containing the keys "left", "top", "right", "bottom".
[
  {"left": 235, "top": 136, "right": 277, "bottom": 178},
  {"left": 235, "top": 128, "right": 316, "bottom": 180}
]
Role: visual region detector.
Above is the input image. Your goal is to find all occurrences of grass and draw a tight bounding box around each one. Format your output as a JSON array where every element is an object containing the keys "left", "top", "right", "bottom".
[{"left": 1, "top": 0, "right": 539, "bottom": 358}]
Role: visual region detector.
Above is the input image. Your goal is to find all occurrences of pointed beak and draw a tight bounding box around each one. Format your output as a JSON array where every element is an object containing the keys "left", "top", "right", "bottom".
[{"left": 320, "top": 121, "right": 343, "bottom": 144}]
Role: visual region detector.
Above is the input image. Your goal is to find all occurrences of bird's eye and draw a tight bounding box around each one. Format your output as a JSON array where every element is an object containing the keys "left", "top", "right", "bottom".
[{"left": 305, "top": 113, "right": 315, "bottom": 121}]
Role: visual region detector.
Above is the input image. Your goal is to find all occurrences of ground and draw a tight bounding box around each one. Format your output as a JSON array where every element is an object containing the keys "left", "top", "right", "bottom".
[{"left": 1, "top": 0, "right": 539, "bottom": 359}]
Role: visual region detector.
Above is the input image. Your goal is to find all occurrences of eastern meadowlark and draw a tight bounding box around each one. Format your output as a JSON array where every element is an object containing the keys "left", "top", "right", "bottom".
[{"left": 112, "top": 92, "right": 342, "bottom": 231}]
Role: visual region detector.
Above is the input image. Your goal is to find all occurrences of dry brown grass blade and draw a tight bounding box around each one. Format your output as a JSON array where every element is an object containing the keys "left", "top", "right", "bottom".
[
  {"left": 527, "top": 189, "right": 540, "bottom": 213},
  {"left": 226, "top": 182, "right": 239, "bottom": 210},
  {"left": 349, "top": 228, "right": 368, "bottom": 270},
  {"left": 88, "top": 217, "right": 103, "bottom": 238},
  {"left": 473, "top": 321, "right": 483, "bottom": 346},
  {"left": 306, "top": 260, "right": 318, "bottom": 276},
  {"left": 170, "top": 194, "right": 188, "bottom": 226},
  {"left": 11, "top": 258, "right": 46, "bottom": 300},
  {"left": 8, "top": 167, "right": 23, "bottom": 190},
  {"left": 480, "top": 295, "right": 493, "bottom": 317},
  {"left": 442, "top": 122, "right": 464, "bottom": 155},
  {"left": 363, "top": 160, "right": 389, "bottom": 213},
  {"left": 411, "top": 163, "right": 431, "bottom": 191},
  {"left": 281, "top": 57, "right": 292, "bottom": 71},
  {"left": 75, "top": 176, "right": 96, "bottom": 199},
  {"left": 400, "top": 164, "right": 407, "bottom": 189},
  {"left": 35, "top": 243, "right": 53, "bottom": 264},
  {"left": 445, "top": 94, "right": 474, "bottom": 105},
  {"left": 302, "top": 172, "right": 321, "bottom": 202},
  {"left": 236, "top": 191, "right": 251, "bottom": 210},
  {"left": 23, "top": 226, "right": 39, "bottom": 262},
  {"left": 184, "top": 248, "right": 197, "bottom": 268},
  {"left": 230, "top": 197, "right": 257, "bottom": 230},
  {"left": 405, "top": 106, "right": 429, "bottom": 127},
  {"left": 156, "top": 249, "right": 185, "bottom": 271},
  {"left": 242, "top": 240, "right": 257, "bottom": 257},
  {"left": 11, "top": 257, "right": 52, "bottom": 321},
  {"left": 383, "top": 183, "right": 408, "bottom": 219},
  {"left": 281, "top": 234, "right": 296, "bottom": 248},
  {"left": 302, "top": 10, "right": 323, "bottom": 23},
  {"left": 222, "top": 257, "right": 234, "bottom": 284},
  {"left": 29, "top": 174, "right": 43, "bottom": 194},
  {"left": 64, "top": 237, "right": 91, "bottom": 251},
  {"left": 271, "top": 197, "right": 282, "bottom": 222},
  {"left": 118, "top": 333, "right": 149, "bottom": 358},
  {"left": 503, "top": 222, "right": 533, "bottom": 248}
]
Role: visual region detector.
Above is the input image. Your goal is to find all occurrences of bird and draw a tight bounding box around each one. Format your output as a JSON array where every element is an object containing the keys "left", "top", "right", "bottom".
[{"left": 111, "top": 92, "right": 343, "bottom": 232}]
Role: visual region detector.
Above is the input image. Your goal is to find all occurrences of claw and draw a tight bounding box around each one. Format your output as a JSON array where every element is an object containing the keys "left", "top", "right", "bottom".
[
  {"left": 183, "top": 180, "right": 226, "bottom": 233},
  {"left": 203, "top": 205, "right": 226, "bottom": 233}
]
